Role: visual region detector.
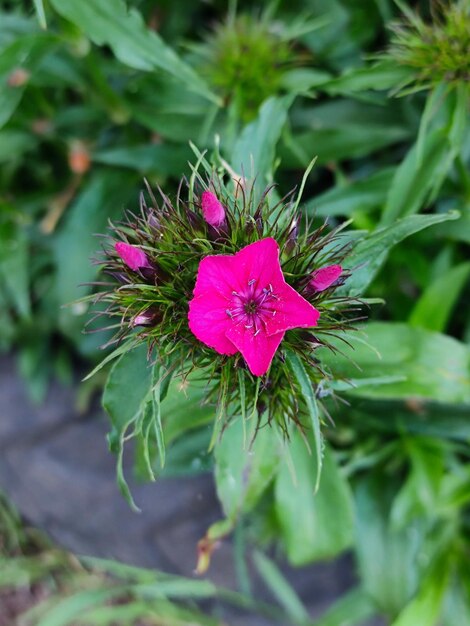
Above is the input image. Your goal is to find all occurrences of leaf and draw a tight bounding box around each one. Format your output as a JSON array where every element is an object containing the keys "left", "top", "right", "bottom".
[
  {"left": 322, "top": 62, "right": 412, "bottom": 95},
  {"left": 285, "top": 350, "right": 322, "bottom": 492},
  {"left": 381, "top": 129, "right": 454, "bottom": 225},
  {"left": 231, "top": 95, "right": 294, "bottom": 184},
  {"left": 252, "top": 551, "right": 309, "bottom": 622},
  {"left": 449, "top": 83, "right": 469, "bottom": 153},
  {"left": 409, "top": 262, "right": 470, "bottom": 332},
  {"left": 33, "top": 0, "right": 47, "bottom": 29},
  {"left": 391, "top": 438, "right": 445, "bottom": 528},
  {"left": 341, "top": 211, "right": 459, "bottom": 297},
  {"left": 33, "top": 588, "right": 129, "bottom": 626},
  {"left": 0, "top": 217, "right": 30, "bottom": 317},
  {"left": 214, "top": 418, "right": 280, "bottom": 520},
  {"left": 304, "top": 167, "right": 395, "bottom": 217},
  {"left": 103, "top": 344, "right": 153, "bottom": 510},
  {"left": 49, "top": 0, "right": 218, "bottom": 103},
  {"left": 280, "top": 68, "right": 332, "bottom": 93},
  {"left": 391, "top": 567, "right": 448, "bottom": 626},
  {"left": 275, "top": 439, "right": 354, "bottom": 566},
  {"left": 320, "top": 322, "right": 470, "bottom": 405},
  {"left": 54, "top": 170, "right": 137, "bottom": 354},
  {"left": 313, "top": 588, "right": 377, "bottom": 626},
  {"left": 160, "top": 376, "right": 213, "bottom": 445},
  {"left": 353, "top": 474, "right": 422, "bottom": 616},
  {"left": 286, "top": 122, "right": 410, "bottom": 166},
  {"left": 93, "top": 143, "right": 192, "bottom": 174}
]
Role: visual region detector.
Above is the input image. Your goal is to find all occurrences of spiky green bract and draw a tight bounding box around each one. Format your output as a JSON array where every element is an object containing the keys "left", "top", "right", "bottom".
[
  {"left": 89, "top": 171, "right": 359, "bottom": 436},
  {"left": 196, "top": 13, "right": 295, "bottom": 122},
  {"left": 385, "top": 0, "right": 470, "bottom": 93}
]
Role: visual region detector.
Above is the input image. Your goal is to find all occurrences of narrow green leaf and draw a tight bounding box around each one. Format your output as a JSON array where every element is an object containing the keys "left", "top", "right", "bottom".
[
  {"left": 33, "top": 588, "right": 129, "bottom": 626},
  {"left": 215, "top": 418, "right": 280, "bottom": 520},
  {"left": 409, "top": 262, "right": 470, "bottom": 332},
  {"left": 49, "top": 0, "right": 218, "bottom": 103},
  {"left": 342, "top": 211, "right": 459, "bottom": 297},
  {"left": 391, "top": 567, "right": 449, "bottom": 626},
  {"left": 449, "top": 83, "right": 470, "bottom": 153},
  {"left": 231, "top": 95, "right": 294, "bottom": 185},
  {"left": 151, "top": 364, "right": 166, "bottom": 468},
  {"left": 115, "top": 420, "right": 141, "bottom": 513},
  {"left": 381, "top": 129, "right": 453, "bottom": 225},
  {"left": 253, "top": 551, "right": 309, "bottom": 622},
  {"left": 82, "top": 338, "right": 140, "bottom": 382},
  {"left": 304, "top": 167, "right": 395, "bottom": 217},
  {"left": 102, "top": 344, "right": 153, "bottom": 432},
  {"left": 416, "top": 82, "right": 448, "bottom": 165},
  {"left": 354, "top": 475, "right": 422, "bottom": 616},
  {"left": 285, "top": 350, "right": 322, "bottom": 491},
  {"left": 320, "top": 322, "right": 470, "bottom": 405},
  {"left": 322, "top": 61, "right": 412, "bottom": 95},
  {"left": 0, "top": 219, "right": 30, "bottom": 317},
  {"left": 313, "top": 587, "right": 377, "bottom": 626},
  {"left": 33, "top": 0, "right": 47, "bottom": 29}
]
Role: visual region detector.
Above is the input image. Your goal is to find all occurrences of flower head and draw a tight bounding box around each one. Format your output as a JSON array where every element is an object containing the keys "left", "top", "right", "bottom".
[
  {"left": 89, "top": 166, "right": 357, "bottom": 434},
  {"left": 189, "top": 238, "right": 319, "bottom": 376},
  {"left": 201, "top": 190, "right": 226, "bottom": 227},
  {"left": 384, "top": 0, "right": 470, "bottom": 91}
]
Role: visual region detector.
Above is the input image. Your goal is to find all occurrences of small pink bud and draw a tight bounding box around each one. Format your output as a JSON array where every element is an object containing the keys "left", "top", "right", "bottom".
[
  {"left": 309, "top": 265, "right": 342, "bottom": 291},
  {"left": 115, "top": 242, "right": 151, "bottom": 271},
  {"left": 201, "top": 191, "right": 226, "bottom": 227}
]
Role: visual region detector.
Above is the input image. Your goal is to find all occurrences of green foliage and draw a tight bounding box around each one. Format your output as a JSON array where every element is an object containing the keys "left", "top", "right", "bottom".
[{"left": 1, "top": 0, "right": 470, "bottom": 623}]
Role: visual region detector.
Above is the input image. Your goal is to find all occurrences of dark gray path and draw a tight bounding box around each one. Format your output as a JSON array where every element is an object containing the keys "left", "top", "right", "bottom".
[{"left": 0, "top": 354, "right": 383, "bottom": 625}]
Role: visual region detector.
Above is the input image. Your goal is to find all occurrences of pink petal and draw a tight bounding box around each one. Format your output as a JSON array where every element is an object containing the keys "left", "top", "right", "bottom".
[
  {"left": 115, "top": 242, "right": 151, "bottom": 271},
  {"left": 263, "top": 283, "right": 320, "bottom": 336},
  {"left": 226, "top": 325, "right": 285, "bottom": 376},
  {"left": 201, "top": 191, "right": 226, "bottom": 227},
  {"left": 309, "top": 265, "right": 342, "bottom": 291},
  {"left": 188, "top": 290, "right": 238, "bottom": 356},
  {"left": 233, "top": 238, "right": 284, "bottom": 289},
  {"left": 191, "top": 254, "right": 238, "bottom": 296}
]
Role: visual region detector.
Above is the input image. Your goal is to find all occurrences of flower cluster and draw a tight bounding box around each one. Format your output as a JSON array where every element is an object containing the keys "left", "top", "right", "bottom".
[
  {"left": 385, "top": 0, "right": 470, "bottom": 90},
  {"left": 91, "top": 171, "right": 357, "bottom": 432}
]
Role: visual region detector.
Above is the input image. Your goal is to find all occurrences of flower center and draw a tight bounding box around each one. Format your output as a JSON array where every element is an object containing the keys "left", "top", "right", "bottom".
[{"left": 226, "top": 279, "right": 278, "bottom": 334}]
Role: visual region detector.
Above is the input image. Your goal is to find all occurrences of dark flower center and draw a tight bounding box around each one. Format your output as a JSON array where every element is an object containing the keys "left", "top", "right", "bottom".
[{"left": 226, "top": 279, "right": 278, "bottom": 334}]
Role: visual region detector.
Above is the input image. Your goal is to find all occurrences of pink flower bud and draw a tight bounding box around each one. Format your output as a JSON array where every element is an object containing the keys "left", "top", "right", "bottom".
[
  {"left": 115, "top": 242, "right": 151, "bottom": 271},
  {"left": 309, "top": 265, "right": 342, "bottom": 291},
  {"left": 201, "top": 191, "right": 226, "bottom": 227}
]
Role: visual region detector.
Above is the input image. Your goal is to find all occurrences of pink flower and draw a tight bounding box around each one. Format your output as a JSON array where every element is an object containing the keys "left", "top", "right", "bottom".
[
  {"left": 188, "top": 238, "right": 320, "bottom": 376},
  {"left": 115, "top": 242, "right": 152, "bottom": 271},
  {"left": 309, "top": 265, "right": 342, "bottom": 291},
  {"left": 201, "top": 191, "right": 226, "bottom": 227}
]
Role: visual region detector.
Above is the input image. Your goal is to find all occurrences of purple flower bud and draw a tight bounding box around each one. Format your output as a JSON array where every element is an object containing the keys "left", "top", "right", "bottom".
[
  {"left": 309, "top": 265, "right": 342, "bottom": 292},
  {"left": 115, "top": 242, "right": 151, "bottom": 271},
  {"left": 201, "top": 191, "right": 226, "bottom": 227}
]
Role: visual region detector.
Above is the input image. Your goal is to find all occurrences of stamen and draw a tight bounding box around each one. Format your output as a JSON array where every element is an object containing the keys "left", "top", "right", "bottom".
[{"left": 248, "top": 279, "right": 256, "bottom": 285}]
